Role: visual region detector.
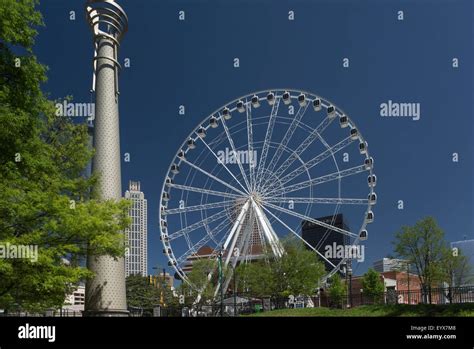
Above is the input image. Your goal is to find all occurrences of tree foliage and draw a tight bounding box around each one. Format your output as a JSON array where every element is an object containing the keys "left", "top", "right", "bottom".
[
  {"left": 327, "top": 274, "right": 345, "bottom": 308},
  {"left": 393, "top": 217, "right": 447, "bottom": 295},
  {"left": 126, "top": 274, "right": 176, "bottom": 313},
  {"left": 361, "top": 268, "right": 385, "bottom": 303},
  {"left": 236, "top": 238, "right": 325, "bottom": 298},
  {"left": 441, "top": 248, "right": 472, "bottom": 288},
  {"left": 176, "top": 238, "right": 326, "bottom": 303},
  {"left": 0, "top": 0, "right": 130, "bottom": 311}
]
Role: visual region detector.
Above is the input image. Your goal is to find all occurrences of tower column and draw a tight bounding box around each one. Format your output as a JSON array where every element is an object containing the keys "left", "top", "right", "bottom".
[{"left": 84, "top": 0, "right": 129, "bottom": 317}]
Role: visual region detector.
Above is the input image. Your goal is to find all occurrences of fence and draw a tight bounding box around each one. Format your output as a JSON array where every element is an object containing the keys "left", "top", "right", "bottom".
[
  {"left": 0, "top": 308, "right": 83, "bottom": 317},
  {"left": 150, "top": 286, "right": 474, "bottom": 317},
  {"left": 2, "top": 286, "right": 473, "bottom": 317},
  {"left": 317, "top": 285, "right": 474, "bottom": 308}
]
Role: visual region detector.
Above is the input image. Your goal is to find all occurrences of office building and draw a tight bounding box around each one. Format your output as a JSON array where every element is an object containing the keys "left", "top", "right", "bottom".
[
  {"left": 302, "top": 213, "right": 350, "bottom": 272},
  {"left": 373, "top": 258, "right": 409, "bottom": 273},
  {"left": 125, "top": 181, "right": 148, "bottom": 277}
]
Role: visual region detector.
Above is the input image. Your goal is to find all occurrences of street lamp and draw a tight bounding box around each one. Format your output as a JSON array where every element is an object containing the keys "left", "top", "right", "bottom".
[
  {"left": 217, "top": 249, "right": 224, "bottom": 317},
  {"left": 233, "top": 265, "right": 237, "bottom": 316},
  {"left": 406, "top": 262, "right": 411, "bottom": 305},
  {"left": 347, "top": 265, "right": 353, "bottom": 308}
]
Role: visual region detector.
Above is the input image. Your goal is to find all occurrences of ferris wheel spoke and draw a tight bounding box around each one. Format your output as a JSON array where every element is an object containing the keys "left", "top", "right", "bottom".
[
  {"left": 175, "top": 218, "right": 229, "bottom": 265},
  {"left": 220, "top": 115, "right": 252, "bottom": 191},
  {"left": 245, "top": 99, "right": 256, "bottom": 191},
  {"left": 262, "top": 201, "right": 358, "bottom": 239},
  {"left": 170, "top": 183, "right": 241, "bottom": 200},
  {"left": 255, "top": 97, "right": 280, "bottom": 189},
  {"left": 265, "top": 164, "right": 367, "bottom": 197},
  {"left": 195, "top": 132, "right": 250, "bottom": 194},
  {"left": 262, "top": 197, "right": 369, "bottom": 205},
  {"left": 180, "top": 158, "right": 248, "bottom": 196},
  {"left": 260, "top": 204, "right": 338, "bottom": 269},
  {"left": 264, "top": 136, "right": 354, "bottom": 194},
  {"left": 164, "top": 200, "right": 232, "bottom": 215},
  {"left": 168, "top": 209, "right": 229, "bottom": 241},
  {"left": 267, "top": 116, "right": 336, "bottom": 184},
  {"left": 258, "top": 103, "right": 310, "bottom": 190}
]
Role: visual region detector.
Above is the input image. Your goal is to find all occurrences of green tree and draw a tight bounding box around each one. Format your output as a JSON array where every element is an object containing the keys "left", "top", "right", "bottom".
[
  {"left": 393, "top": 217, "right": 447, "bottom": 303},
  {"left": 277, "top": 239, "right": 325, "bottom": 297},
  {"left": 183, "top": 259, "right": 222, "bottom": 305},
  {"left": 236, "top": 260, "right": 274, "bottom": 297},
  {"left": 126, "top": 275, "right": 160, "bottom": 310},
  {"left": 235, "top": 238, "right": 325, "bottom": 298},
  {"left": 361, "top": 268, "right": 385, "bottom": 304},
  {"left": 0, "top": 0, "right": 130, "bottom": 312},
  {"left": 327, "top": 274, "right": 345, "bottom": 308},
  {"left": 441, "top": 248, "right": 471, "bottom": 287}
]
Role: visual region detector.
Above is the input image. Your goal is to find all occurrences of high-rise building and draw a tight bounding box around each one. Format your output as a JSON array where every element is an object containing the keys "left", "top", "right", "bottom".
[
  {"left": 125, "top": 181, "right": 148, "bottom": 277},
  {"left": 302, "top": 213, "right": 350, "bottom": 272}
]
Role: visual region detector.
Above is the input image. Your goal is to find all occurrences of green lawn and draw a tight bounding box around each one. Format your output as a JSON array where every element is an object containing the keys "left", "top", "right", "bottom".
[{"left": 246, "top": 303, "right": 474, "bottom": 317}]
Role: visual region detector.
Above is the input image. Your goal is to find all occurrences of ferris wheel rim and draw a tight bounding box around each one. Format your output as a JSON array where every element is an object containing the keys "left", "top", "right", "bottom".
[{"left": 159, "top": 88, "right": 375, "bottom": 289}]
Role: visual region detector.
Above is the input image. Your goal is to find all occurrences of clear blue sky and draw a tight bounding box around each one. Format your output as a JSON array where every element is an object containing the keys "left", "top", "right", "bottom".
[{"left": 35, "top": 0, "right": 473, "bottom": 277}]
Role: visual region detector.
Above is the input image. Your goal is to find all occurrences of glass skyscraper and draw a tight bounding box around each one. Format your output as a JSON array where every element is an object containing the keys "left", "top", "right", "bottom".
[{"left": 124, "top": 181, "right": 148, "bottom": 277}]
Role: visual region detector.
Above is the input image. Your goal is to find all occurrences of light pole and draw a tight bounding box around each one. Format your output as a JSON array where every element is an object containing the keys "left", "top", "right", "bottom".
[
  {"left": 406, "top": 262, "right": 411, "bottom": 305},
  {"left": 347, "top": 265, "right": 353, "bottom": 308},
  {"left": 233, "top": 265, "right": 237, "bottom": 316},
  {"left": 218, "top": 250, "right": 224, "bottom": 317}
]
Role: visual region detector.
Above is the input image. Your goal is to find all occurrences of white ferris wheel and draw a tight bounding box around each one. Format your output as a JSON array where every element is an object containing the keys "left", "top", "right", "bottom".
[{"left": 159, "top": 89, "right": 376, "bottom": 295}]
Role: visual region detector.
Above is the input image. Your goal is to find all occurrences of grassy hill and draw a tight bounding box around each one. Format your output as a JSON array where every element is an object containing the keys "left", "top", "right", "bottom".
[{"left": 246, "top": 304, "right": 474, "bottom": 317}]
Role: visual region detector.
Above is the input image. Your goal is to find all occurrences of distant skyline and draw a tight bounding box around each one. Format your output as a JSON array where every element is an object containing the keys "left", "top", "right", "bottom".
[{"left": 35, "top": 0, "right": 473, "bottom": 277}]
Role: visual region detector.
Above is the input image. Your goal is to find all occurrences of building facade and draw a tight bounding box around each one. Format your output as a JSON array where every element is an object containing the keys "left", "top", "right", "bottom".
[
  {"left": 63, "top": 285, "right": 85, "bottom": 313},
  {"left": 125, "top": 181, "right": 148, "bottom": 277},
  {"left": 302, "top": 213, "right": 350, "bottom": 272},
  {"left": 373, "top": 258, "right": 409, "bottom": 273}
]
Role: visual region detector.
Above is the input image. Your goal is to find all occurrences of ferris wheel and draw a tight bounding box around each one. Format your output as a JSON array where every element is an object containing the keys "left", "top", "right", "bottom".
[{"left": 159, "top": 89, "right": 376, "bottom": 295}]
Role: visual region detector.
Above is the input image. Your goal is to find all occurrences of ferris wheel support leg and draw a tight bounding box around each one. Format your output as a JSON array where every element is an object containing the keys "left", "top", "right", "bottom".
[
  {"left": 251, "top": 200, "right": 284, "bottom": 258},
  {"left": 223, "top": 201, "right": 250, "bottom": 266},
  {"left": 217, "top": 212, "right": 254, "bottom": 298}
]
